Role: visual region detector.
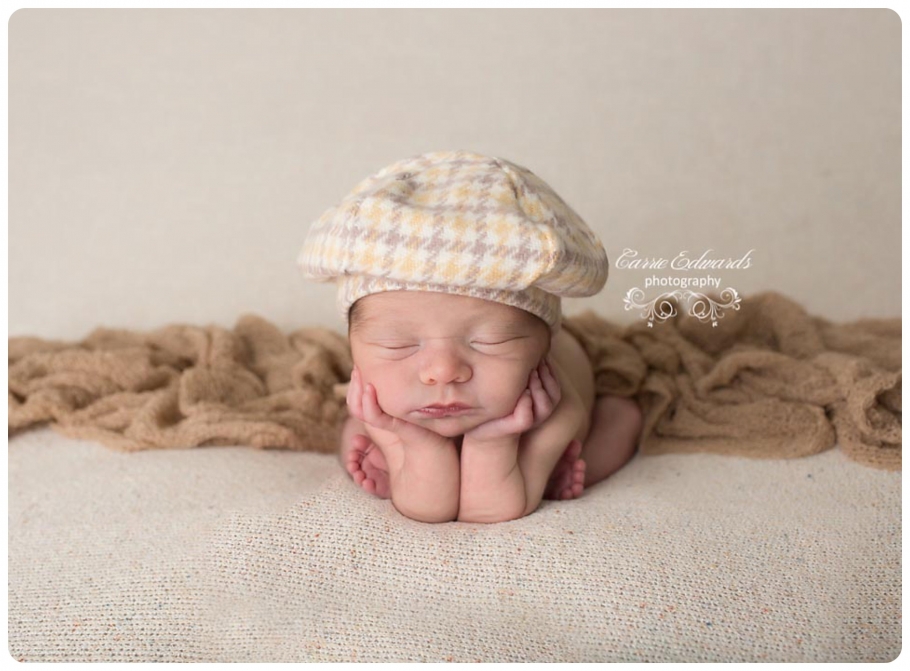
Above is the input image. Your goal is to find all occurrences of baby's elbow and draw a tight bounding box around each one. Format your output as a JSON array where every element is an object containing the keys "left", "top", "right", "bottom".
[
  {"left": 457, "top": 503, "right": 529, "bottom": 525},
  {"left": 521, "top": 499, "right": 543, "bottom": 520},
  {"left": 410, "top": 509, "right": 459, "bottom": 524},
  {"left": 393, "top": 500, "right": 459, "bottom": 524},
  {"left": 458, "top": 513, "right": 523, "bottom": 524}
]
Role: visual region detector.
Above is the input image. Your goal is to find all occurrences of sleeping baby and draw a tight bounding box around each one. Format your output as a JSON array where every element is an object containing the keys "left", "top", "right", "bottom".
[{"left": 299, "top": 151, "right": 642, "bottom": 524}]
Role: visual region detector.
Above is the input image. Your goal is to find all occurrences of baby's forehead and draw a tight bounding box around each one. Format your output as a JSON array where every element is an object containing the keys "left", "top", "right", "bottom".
[
  {"left": 363, "top": 311, "right": 533, "bottom": 333},
  {"left": 353, "top": 292, "right": 541, "bottom": 331}
]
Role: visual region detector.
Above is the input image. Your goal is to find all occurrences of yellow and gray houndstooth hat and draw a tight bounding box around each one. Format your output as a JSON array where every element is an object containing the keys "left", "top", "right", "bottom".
[{"left": 298, "top": 150, "right": 609, "bottom": 331}]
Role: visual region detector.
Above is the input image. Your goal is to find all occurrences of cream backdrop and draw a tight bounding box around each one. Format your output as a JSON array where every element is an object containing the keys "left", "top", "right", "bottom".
[{"left": 8, "top": 8, "right": 901, "bottom": 340}]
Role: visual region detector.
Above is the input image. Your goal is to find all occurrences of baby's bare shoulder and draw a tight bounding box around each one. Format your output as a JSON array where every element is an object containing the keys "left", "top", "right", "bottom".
[
  {"left": 521, "top": 328, "right": 596, "bottom": 448},
  {"left": 549, "top": 329, "right": 595, "bottom": 410}
]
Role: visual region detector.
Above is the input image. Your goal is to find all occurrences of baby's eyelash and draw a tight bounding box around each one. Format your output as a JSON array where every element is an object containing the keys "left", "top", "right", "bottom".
[{"left": 472, "top": 339, "right": 515, "bottom": 346}]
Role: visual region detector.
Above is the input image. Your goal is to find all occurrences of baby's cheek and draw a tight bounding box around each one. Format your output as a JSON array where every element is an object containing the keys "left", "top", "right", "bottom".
[
  {"left": 373, "top": 371, "right": 410, "bottom": 417},
  {"left": 489, "top": 370, "right": 533, "bottom": 409}
]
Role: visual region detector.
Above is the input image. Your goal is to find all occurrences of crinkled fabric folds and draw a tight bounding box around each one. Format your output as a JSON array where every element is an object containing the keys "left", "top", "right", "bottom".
[
  {"left": 8, "top": 291, "right": 901, "bottom": 470},
  {"left": 561, "top": 291, "right": 900, "bottom": 471},
  {"left": 8, "top": 318, "right": 352, "bottom": 454}
]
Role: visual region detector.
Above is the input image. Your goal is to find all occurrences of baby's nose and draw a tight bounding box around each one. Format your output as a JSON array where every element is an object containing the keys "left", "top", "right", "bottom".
[{"left": 419, "top": 350, "right": 472, "bottom": 385}]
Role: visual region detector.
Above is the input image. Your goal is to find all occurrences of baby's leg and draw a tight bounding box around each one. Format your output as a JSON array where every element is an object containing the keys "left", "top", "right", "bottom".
[
  {"left": 540, "top": 395, "right": 642, "bottom": 500},
  {"left": 580, "top": 395, "right": 643, "bottom": 487},
  {"left": 339, "top": 415, "right": 391, "bottom": 498}
]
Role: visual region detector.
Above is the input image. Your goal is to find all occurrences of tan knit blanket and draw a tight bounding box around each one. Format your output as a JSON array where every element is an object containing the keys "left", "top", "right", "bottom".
[{"left": 8, "top": 291, "right": 901, "bottom": 471}]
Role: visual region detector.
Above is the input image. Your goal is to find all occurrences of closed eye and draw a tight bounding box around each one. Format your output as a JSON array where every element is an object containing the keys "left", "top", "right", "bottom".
[{"left": 472, "top": 338, "right": 519, "bottom": 346}]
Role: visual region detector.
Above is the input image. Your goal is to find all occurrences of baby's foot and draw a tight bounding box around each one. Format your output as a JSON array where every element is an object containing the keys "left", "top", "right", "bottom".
[
  {"left": 543, "top": 439, "right": 586, "bottom": 501},
  {"left": 344, "top": 433, "right": 391, "bottom": 499}
]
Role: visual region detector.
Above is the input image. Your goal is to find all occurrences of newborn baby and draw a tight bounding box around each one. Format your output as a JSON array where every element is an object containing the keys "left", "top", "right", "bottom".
[{"left": 300, "top": 151, "right": 643, "bottom": 523}]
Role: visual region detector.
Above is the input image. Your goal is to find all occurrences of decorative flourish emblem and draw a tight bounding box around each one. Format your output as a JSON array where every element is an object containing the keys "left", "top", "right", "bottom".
[{"left": 623, "top": 288, "right": 741, "bottom": 327}]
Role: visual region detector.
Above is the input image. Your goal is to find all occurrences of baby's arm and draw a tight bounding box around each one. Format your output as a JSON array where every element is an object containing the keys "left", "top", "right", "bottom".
[
  {"left": 366, "top": 423, "right": 461, "bottom": 523},
  {"left": 458, "top": 426, "right": 526, "bottom": 523},
  {"left": 514, "top": 386, "right": 589, "bottom": 514},
  {"left": 457, "top": 359, "right": 561, "bottom": 523},
  {"left": 348, "top": 368, "right": 460, "bottom": 523}
]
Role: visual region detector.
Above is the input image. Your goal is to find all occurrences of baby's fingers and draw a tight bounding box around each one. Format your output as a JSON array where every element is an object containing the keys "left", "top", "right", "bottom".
[
  {"left": 507, "top": 388, "right": 536, "bottom": 433},
  {"left": 361, "top": 382, "right": 394, "bottom": 430},
  {"left": 357, "top": 381, "right": 444, "bottom": 447},
  {"left": 347, "top": 368, "right": 364, "bottom": 421},
  {"left": 538, "top": 358, "right": 561, "bottom": 406},
  {"left": 529, "top": 368, "right": 556, "bottom": 421},
  {"left": 465, "top": 389, "right": 535, "bottom": 442},
  {"left": 518, "top": 387, "right": 536, "bottom": 423}
]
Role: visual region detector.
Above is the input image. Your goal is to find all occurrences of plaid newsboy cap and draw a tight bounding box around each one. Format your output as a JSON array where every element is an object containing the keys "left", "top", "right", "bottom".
[{"left": 298, "top": 150, "right": 608, "bottom": 331}]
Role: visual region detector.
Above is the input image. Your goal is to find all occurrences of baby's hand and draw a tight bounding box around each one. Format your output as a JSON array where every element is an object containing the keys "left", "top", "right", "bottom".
[
  {"left": 464, "top": 357, "right": 561, "bottom": 444},
  {"left": 347, "top": 366, "right": 453, "bottom": 453}
]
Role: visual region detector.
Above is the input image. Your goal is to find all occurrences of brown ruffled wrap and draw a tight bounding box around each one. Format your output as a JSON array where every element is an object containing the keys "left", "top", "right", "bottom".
[
  {"left": 561, "top": 291, "right": 900, "bottom": 470},
  {"left": 8, "top": 291, "right": 901, "bottom": 470}
]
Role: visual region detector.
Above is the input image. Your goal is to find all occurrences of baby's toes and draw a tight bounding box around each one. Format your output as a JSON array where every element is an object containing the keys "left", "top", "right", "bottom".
[
  {"left": 559, "top": 476, "right": 577, "bottom": 500},
  {"left": 569, "top": 459, "right": 586, "bottom": 498},
  {"left": 556, "top": 460, "right": 586, "bottom": 500},
  {"left": 345, "top": 452, "right": 363, "bottom": 476},
  {"left": 360, "top": 477, "right": 377, "bottom": 495},
  {"left": 565, "top": 439, "right": 582, "bottom": 462},
  {"left": 347, "top": 465, "right": 366, "bottom": 486},
  {"left": 347, "top": 457, "right": 378, "bottom": 494},
  {"left": 574, "top": 458, "right": 587, "bottom": 483}
]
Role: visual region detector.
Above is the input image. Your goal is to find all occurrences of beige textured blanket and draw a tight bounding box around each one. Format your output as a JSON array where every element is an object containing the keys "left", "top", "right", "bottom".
[{"left": 8, "top": 291, "right": 901, "bottom": 470}]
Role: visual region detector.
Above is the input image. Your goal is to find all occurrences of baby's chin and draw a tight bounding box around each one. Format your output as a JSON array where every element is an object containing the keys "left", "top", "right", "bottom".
[
  {"left": 399, "top": 395, "right": 525, "bottom": 437},
  {"left": 406, "top": 414, "right": 488, "bottom": 438}
]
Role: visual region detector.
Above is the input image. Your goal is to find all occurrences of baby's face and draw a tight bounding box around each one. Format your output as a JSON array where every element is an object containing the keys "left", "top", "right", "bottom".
[{"left": 349, "top": 291, "right": 551, "bottom": 438}]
